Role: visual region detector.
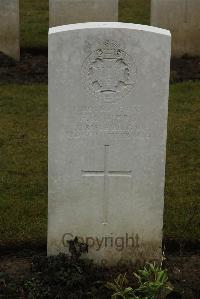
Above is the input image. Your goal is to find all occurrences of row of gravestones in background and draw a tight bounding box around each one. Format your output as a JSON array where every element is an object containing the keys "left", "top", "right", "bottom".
[{"left": 0, "top": 0, "right": 200, "bottom": 60}]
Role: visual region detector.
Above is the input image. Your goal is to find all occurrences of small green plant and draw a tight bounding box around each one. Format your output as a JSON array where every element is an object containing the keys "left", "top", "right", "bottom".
[
  {"left": 107, "top": 263, "right": 173, "bottom": 299},
  {"left": 134, "top": 263, "right": 173, "bottom": 299},
  {"left": 107, "top": 273, "right": 137, "bottom": 299}
]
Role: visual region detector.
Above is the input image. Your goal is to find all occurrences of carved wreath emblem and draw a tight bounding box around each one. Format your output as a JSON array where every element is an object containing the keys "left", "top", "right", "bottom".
[{"left": 82, "top": 40, "right": 137, "bottom": 103}]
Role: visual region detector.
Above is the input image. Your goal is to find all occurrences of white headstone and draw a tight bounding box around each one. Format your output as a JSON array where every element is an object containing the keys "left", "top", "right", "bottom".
[
  {"left": 151, "top": 0, "right": 200, "bottom": 57},
  {"left": 49, "top": 0, "right": 118, "bottom": 27},
  {"left": 0, "top": 0, "right": 20, "bottom": 60},
  {"left": 48, "top": 23, "right": 171, "bottom": 266}
]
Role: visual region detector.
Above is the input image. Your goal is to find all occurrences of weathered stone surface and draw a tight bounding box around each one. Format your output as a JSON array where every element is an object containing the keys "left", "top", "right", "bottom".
[
  {"left": 0, "top": 0, "right": 20, "bottom": 60},
  {"left": 151, "top": 0, "right": 200, "bottom": 57},
  {"left": 48, "top": 23, "right": 171, "bottom": 266},
  {"left": 49, "top": 0, "right": 118, "bottom": 27}
]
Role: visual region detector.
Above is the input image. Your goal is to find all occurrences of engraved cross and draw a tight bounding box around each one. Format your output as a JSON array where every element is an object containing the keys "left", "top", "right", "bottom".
[{"left": 81, "top": 145, "right": 132, "bottom": 225}]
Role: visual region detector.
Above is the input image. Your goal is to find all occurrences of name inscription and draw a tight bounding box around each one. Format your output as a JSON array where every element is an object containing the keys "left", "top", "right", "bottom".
[{"left": 65, "top": 105, "right": 150, "bottom": 139}]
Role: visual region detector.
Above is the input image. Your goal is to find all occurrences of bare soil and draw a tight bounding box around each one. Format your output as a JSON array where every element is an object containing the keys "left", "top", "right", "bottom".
[
  {"left": 165, "top": 254, "right": 200, "bottom": 299},
  {"left": 0, "top": 49, "right": 48, "bottom": 84},
  {"left": 0, "top": 50, "right": 200, "bottom": 84},
  {"left": 171, "top": 56, "right": 200, "bottom": 83},
  {"left": 0, "top": 250, "right": 200, "bottom": 299}
]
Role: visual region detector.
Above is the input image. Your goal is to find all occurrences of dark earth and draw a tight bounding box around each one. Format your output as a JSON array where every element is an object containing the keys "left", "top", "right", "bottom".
[
  {"left": 0, "top": 50, "right": 199, "bottom": 298},
  {"left": 0, "top": 249, "right": 200, "bottom": 299},
  {"left": 0, "top": 49, "right": 48, "bottom": 84},
  {"left": 0, "top": 50, "right": 200, "bottom": 84}
]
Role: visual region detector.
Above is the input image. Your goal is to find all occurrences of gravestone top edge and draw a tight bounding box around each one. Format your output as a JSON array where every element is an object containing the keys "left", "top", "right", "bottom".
[{"left": 49, "top": 22, "right": 171, "bottom": 37}]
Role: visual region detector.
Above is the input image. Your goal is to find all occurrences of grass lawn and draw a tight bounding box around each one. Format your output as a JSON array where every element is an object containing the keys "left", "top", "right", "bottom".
[
  {"left": 165, "top": 82, "right": 200, "bottom": 242},
  {"left": 0, "top": 81, "right": 199, "bottom": 248},
  {"left": 119, "top": 0, "right": 150, "bottom": 24},
  {"left": 20, "top": 0, "right": 150, "bottom": 49},
  {"left": 20, "top": 0, "right": 49, "bottom": 49},
  {"left": 0, "top": 85, "right": 47, "bottom": 248}
]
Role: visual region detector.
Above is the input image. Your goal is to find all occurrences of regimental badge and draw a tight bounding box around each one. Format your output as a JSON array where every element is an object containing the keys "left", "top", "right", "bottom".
[{"left": 82, "top": 40, "right": 137, "bottom": 103}]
